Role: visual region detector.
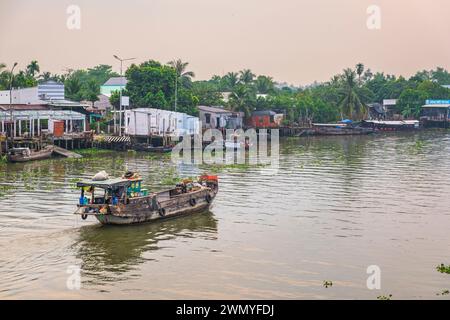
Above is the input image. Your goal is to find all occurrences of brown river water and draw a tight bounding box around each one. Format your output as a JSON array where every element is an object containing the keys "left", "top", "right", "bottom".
[{"left": 0, "top": 132, "right": 449, "bottom": 299}]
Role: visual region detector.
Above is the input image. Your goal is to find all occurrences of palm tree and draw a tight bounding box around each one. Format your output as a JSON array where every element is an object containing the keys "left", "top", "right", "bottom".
[
  {"left": 338, "top": 68, "right": 367, "bottom": 120},
  {"left": 356, "top": 63, "right": 364, "bottom": 82},
  {"left": 228, "top": 84, "right": 255, "bottom": 117},
  {"left": 255, "top": 75, "right": 274, "bottom": 94},
  {"left": 38, "top": 71, "right": 52, "bottom": 83},
  {"left": 168, "top": 59, "right": 195, "bottom": 111},
  {"left": 26, "top": 60, "right": 40, "bottom": 78},
  {"left": 224, "top": 72, "right": 239, "bottom": 91},
  {"left": 0, "top": 63, "right": 6, "bottom": 72},
  {"left": 239, "top": 69, "right": 255, "bottom": 85}
]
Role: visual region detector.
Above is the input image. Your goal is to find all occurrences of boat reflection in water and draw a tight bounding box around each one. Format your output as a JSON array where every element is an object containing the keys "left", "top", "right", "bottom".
[{"left": 74, "top": 211, "right": 218, "bottom": 286}]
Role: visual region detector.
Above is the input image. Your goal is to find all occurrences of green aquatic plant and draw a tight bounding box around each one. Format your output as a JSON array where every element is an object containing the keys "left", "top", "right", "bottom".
[
  {"left": 436, "top": 289, "right": 449, "bottom": 296},
  {"left": 377, "top": 294, "right": 392, "bottom": 300},
  {"left": 0, "top": 155, "right": 7, "bottom": 164},
  {"left": 75, "top": 148, "right": 114, "bottom": 157},
  {"left": 436, "top": 264, "right": 450, "bottom": 274},
  {"left": 0, "top": 184, "right": 15, "bottom": 197},
  {"left": 406, "top": 139, "right": 427, "bottom": 155},
  {"left": 323, "top": 280, "right": 333, "bottom": 288},
  {"left": 200, "top": 162, "right": 269, "bottom": 174}
]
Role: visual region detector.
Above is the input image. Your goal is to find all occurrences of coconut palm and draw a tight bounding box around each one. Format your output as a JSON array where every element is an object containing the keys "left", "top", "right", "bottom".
[
  {"left": 255, "top": 75, "right": 274, "bottom": 94},
  {"left": 38, "top": 71, "right": 52, "bottom": 83},
  {"left": 338, "top": 68, "right": 367, "bottom": 120},
  {"left": 168, "top": 59, "right": 195, "bottom": 82},
  {"left": 168, "top": 59, "right": 195, "bottom": 111},
  {"left": 224, "top": 72, "right": 239, "bottom": 91},
  {"left": 26, "top": 60, "right": 40, "bottom": 78},
  {"left": 356, "top": 63, "right": 364, "bottom": 82},
  {"left": 228, "top": 84, "right": 255, "bottom": 117},
  {"left": 239, "top": 69, "right": 255, "bottom": 85}
]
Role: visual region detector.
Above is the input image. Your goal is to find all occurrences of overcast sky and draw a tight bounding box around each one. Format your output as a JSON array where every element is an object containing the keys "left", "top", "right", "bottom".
[{"left": 1, "top": 0, "right": 449, "bottom": 85}]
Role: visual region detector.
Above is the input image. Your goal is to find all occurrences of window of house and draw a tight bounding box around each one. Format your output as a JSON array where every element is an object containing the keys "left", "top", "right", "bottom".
[{"left": 205, "top": 113, "right": 211, "bottom": 124}]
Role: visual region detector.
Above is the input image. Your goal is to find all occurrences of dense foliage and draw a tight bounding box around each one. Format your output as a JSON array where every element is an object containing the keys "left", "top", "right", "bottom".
[{"left": 2, "top": 60, "right": 450, "bottom": 122}]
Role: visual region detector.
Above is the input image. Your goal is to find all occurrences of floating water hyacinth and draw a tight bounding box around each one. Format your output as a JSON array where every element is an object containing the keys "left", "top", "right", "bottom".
[{"left": 436, "top": 264, "right": 450, "bottom": 274}]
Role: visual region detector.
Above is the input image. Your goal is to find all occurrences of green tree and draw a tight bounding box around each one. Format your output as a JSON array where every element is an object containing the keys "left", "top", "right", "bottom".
[
  {"left": 64, "top": 71, "right": 83, "bottom": 101},
  {"left": 167, "top": 59, "right": 195, "bottom": 111},
  {"left": 83, "top": 79, "right": 100, "bottom": 105},
  {"left": 239, "top": 69, "right": 255, "bottom": 85},
  {"left": 255, "top": 75, "right": 275, "bottom": 94},
  {"left": 26, "top": 60, "right": 40, "bottom": 78},
  {"left": 192, "top": 81, "right": 223, "bottom": 106},
  {"left": 125, "top": 60, "right": 176, "bottom": 108},
  {"left": 397, "top": 89, "right": 427, "bottom": 118},
  {"left": 228, "top": 84, "right": 255, "bottom": 117},
  {"left": 356, "top": 63, "right": 364, "bottom": 82},
  {"left": 338, "top": 68, "right": 367, "bottom": 120},
  {"left": 223, "top": 72, "right": 239, "bottom": 91}
]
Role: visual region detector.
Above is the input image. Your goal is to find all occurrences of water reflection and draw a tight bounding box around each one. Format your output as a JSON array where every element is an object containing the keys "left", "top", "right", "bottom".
[{"left": 74, "top": 211, "right": 218, "bottom": 285}]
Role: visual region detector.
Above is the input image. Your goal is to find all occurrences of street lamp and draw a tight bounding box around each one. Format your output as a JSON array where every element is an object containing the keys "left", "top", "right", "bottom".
[
  {"left": 113, "top": 55, "right": 135, "bottom": 136},
  {"left": 9, "top": 62, "right": 18, "bottom": 144}
]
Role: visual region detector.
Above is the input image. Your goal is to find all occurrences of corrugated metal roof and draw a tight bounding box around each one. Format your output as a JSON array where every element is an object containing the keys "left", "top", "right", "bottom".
[
  {"left": 0, "top": 104, "right": 49, "bottom": 111},
  {"left": 198, "top": 105, "right": 233, "bottom": 114},
  {"left": 103, "top": 77, "right": 127, "bottom": 86},
  {"left": 252, "top": 110, "right": 276, "bottom": 116}
]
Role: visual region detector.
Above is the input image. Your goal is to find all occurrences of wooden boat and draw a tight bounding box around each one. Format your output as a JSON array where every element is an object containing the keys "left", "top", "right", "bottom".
[
  {"left": 74, "top": 172, "right": 219, "bottom": 225},
  {"left": 134, "top": 143, "right": 173, "bottom": 153},
  {"left": 7, "top": 145, "right": 54, "bottom": 163},
  {"left": 313, "top": 120, "right": 374, "bottom": 136},
  {"left": 361, "top": 120, "right": 420, "bottom": 131}
]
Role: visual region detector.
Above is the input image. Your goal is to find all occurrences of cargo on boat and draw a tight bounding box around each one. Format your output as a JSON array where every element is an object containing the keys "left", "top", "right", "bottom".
[{"left": 74, "top": 171, "right": 218, "bottom": 225}]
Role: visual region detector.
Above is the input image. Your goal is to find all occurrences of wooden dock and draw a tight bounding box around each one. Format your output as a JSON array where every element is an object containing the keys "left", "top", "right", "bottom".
[{"left": 52, "top": 146, "right": 83, "bottom": 158}]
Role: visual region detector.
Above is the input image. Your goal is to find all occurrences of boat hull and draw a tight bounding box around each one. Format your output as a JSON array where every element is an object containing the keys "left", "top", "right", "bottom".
[
  {"left": 314, "top": 127, "right": 374, "bottom": 136},
  {"left": 95, "top": 200, "right": 212, "bottom": 225},
  {"left": 7, "top": 147, "right": 54, "bottom": 163}
]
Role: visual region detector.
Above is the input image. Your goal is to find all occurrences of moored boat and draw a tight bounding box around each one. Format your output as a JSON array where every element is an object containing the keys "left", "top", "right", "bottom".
[
  {"left": 7, "top": 145, "right": 54, "bottom": 163},
  {"left": 313, "top": 120, "right": 374, "bottom": 136},
  {"left": 74, "top": 171, "right": 218, "bottom": 225},
  {"left": 361, "top": 120, "right": 420, "bottom": 131}
]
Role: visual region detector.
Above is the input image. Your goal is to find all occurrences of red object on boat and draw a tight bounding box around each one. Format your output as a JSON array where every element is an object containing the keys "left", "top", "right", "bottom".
[{"left": 200, "top": 175, "right": 218, "bottom": 182}]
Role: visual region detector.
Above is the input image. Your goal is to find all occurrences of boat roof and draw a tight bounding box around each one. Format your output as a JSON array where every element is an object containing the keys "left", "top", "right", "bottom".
[
  {"left": 313, "top": 123, "right": 348, "bottom": 127},
  {"left": 422, "top": 104, "right": 450, "bottom": 108},
  {"left": 365, "top": 120, "right": 419, "bottom": 125},
  {"left": 76, "top": 177, "right": 132, "bottom": 189}
]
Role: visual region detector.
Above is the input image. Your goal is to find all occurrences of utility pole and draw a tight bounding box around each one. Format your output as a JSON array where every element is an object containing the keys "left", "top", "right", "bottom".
[
  {"left": 8, "top": 62, "right": 18, "bottom": 150},
  {"left": 113, "top": 55, "right": 135, "bottom": 136},
  {"left": 174, "top": 75, "right": 178, "bottom": 112}
]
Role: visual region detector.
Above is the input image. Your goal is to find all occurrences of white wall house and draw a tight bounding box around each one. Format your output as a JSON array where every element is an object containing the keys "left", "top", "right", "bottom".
[
  {"left": 125, "top": 108, "right": 199, "bottom": 137},
  {"left": 0, "top": 81, "right": 65, "bottom": 105},
  {"left": 0, "top": 87, "right": 43, "bottom": 105}
]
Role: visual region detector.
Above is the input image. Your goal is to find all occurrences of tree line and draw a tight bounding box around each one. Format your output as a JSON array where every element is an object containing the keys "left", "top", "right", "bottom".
[{"left": 1, "top": 60, "right": 450, "bottom": 123}]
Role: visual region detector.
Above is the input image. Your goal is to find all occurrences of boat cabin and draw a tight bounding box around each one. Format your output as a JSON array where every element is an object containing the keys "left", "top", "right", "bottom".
[{"left": 76, "top": 177, "right": 149, "bottom": 207}]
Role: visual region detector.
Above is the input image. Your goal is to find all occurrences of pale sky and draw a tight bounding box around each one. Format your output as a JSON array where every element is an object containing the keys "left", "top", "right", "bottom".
[{"left": 1, "top": 0, "right": 449, "bottom": 85}]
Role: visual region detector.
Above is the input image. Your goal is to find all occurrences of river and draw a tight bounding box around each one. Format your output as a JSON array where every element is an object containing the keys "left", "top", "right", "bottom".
[{"left": 0, "top": 131, "right": 449, "bottom": 299}]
